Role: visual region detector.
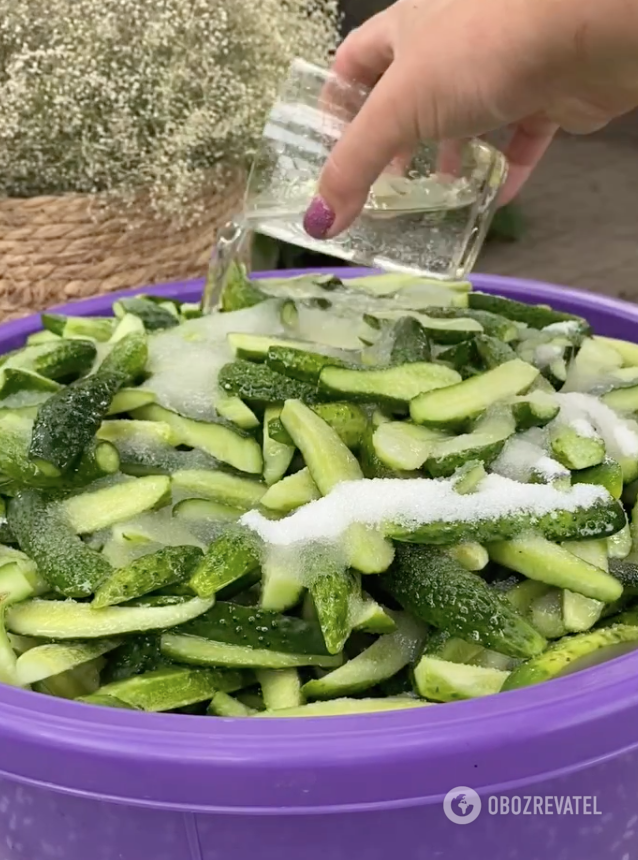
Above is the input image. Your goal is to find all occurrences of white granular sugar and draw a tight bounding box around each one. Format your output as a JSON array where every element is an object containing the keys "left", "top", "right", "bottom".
[{"left": 240, "top": 474, "right": 608, "bottom": 547}]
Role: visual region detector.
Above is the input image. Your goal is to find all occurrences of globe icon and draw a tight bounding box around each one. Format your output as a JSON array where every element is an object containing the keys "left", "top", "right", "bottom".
[
  {"left": 452, "top": 794, "right": 474, "bottom": 817},
  {"left": 443, "top": 786, "right": 482, "bottom": 824}
]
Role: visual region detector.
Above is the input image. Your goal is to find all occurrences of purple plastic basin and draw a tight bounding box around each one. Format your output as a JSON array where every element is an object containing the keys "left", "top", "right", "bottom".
[{"left": 1, "top": 269, "right": 638, "bottom": 860}]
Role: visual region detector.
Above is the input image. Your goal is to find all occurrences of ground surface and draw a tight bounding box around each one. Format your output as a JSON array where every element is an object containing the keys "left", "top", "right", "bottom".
[{"left": 479, "top": 115, "right": 638, "bottom": 301}]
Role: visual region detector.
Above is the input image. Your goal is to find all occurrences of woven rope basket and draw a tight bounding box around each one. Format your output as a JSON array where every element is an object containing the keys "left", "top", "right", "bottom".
[{"left": 0, "top": 172, "right": 247, "bottom": 321}]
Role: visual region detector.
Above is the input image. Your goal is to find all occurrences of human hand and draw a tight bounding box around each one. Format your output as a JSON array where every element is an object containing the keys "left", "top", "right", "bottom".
[{"left": 303, "top": 0, "right": 638, "bottom": 239}]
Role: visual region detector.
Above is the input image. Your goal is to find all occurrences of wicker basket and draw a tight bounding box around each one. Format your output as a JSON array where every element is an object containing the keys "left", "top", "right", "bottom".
[{"left": 0, "top": 173, "right": 246, "bottom": 320}]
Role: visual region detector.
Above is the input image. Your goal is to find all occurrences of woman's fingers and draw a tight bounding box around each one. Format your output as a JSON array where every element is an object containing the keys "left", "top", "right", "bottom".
[
  {"left": 331, "top": 11, "right": 395, "bottom": 89},
  {"left": 498, "top": 116, "right": 558, "bottom": 204},
  {"left": 304, "top": 59, "right": 420, "bottom": 239}
]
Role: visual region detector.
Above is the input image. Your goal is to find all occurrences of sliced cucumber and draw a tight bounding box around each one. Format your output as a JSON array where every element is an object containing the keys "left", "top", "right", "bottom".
[
  {"left": 227, "top": 333, "right": 312, "bottom": 362},
  {"left": 425, "top": 307, "right": 519, "bottom": 342},
  {"left": 97, "top": 666, "right": 245, "bottom": 712},
  {"left": 171, "top": 468, "right": 265, "bottom": 510},
  {"left": 410, "top": 360, "right": 539, "bottom": 426},
  {"left": 281, "top": 399, "right": 394, "bottom": 574},
  {"left": 207, "top": 690, "right": 255, "bottom": 717},
  {"left": 550, "top": 423, "right": 605, "bottom": 470},
  {"left": 268, "top": 402, "right": 367, "bottom": 450},
  {"left": 160, "top": 634, "right": 341, "bottom": 670},
  {"left": 512, "top": 390, "right": 559, "bottom": 430},
  {"left": 449, "top": 542, "right": 489, "bottom": 571},
  {"left": 8, "top": 490, "right": 112, "bottom": 598},
  {"left": 172, "top": 498, "right": 241, "bottom": 524},
  {"left": 266, "top": 345, "right": 352, "bottom": 384},
  {"left": 189, "top": 532, "right": 260, "bottom": 599},
  {"left": 425, "top": 409, "right": 515, "bottom": 478},
  {"left": 62, "top": 476, "right": 171, "bottom": 534},
  {"left": 255, "top": 696, "right": 430, "bottom": 717},
  {"left": 468, "top": 292, "right": 590, "bottom": 333},
  {"left": 372, "top": 422, "right": 446, "bottom": 471},
  {"left": 319, "top": 362, "right": 460, "bottom": 406},
  {"left": 389, "top": 493, "right": 625, "bottom": 546},
  {"left": 488, "top": 536, "right": 622, "bottom": 603},
  {"left": 502, "top": 624, "right": 638, "bottom": 690},
  {"left": 572, "top": 458, "right": 623, "bottom": 500},
  {"left": 108, "top": 388, "right": 156, "bottom": 415},
  {"left": 562, "top": 590, "right": 604, "bottom": 633},
  {"left": 29, "top": 373, "right": 120, "bottom": 476},
  {"left": 594, "top": 335, "right": 638, "bottom": 367},
  {"left": 303, "top": 612, "right": 424, "bottom": 699},
  {"left": 259, "top": 467, "right": 320, "bottom": 513},
  {"left": 529, "top": 588, "right": 567, "bottom": 639},
  {"left": 218, "top": 359, "right": 320, "bottom": 406},
  {"left": 16, "top": 639, "right": 120, "bottom": 686},
  {"left": 260, "top": 543, "right": 304, "bottom": 611},
  {"left": 113, "top": 298, "right": 180, "bottom": 331},
  {"left": 6, "top": 596, "right": 213, "bottom": 639},
  {"left": 388, "top": 317, "right": 432, "bottom": 365},
  {"left": 413, "top": 655, "right": 509, "bottom": 701},
  {"left": 93, "top": 545, "right": 203, "bottom": 608},
  {"left": 263, "top": 406, "right": 294, "bottom": 486},
  {"left": 256, "top": 669, "right": 304, "bottom": 711},
  {"left": 133, "top": 404, "right": 262, "bottom": 474},
  {"left": 383, "top": 544, "right": 546, "bottom": 659},
  {"left": 214, "top": 395, "right": 260, "bottom": 431},
  {"left": 608, "top": 524, "right": 632, "bottom": 559},
  {"left": 306, "top": 553, "right": 356, "bottom": 654}
]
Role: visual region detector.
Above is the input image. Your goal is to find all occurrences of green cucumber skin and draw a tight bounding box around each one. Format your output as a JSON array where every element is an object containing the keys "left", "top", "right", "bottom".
[
  {"left": 383, "top": 545, "right": 546, "bottom": 659},
  {"left": 189, "top": 532, "right": 260, "bottom": 599},
  {"left": 115, "top": 298, "right": 179, "bottom": 331},
  {"left": 309, "top": 567, "right": 354, "bottom": 655},
  {"left": 572, "top": 460, "right": 624, "bottom": 500},
  {"left": 512, "top": 400, "right": 560, "bottom": 431},
  {"left": 265, "top": 346, "right": 350, "bottom": 384},
  {"left": 99, "top": 666, "right": 246, "bottom": 712},
  {"left": 501, "top": 623, "right": 638, "bottom": 690},
  {"left": 359, "top": 425, "right": 416, "bottom": 479},
  {"left": 220, "top": 264, "right": 267, "bottom": 312},
  {"left": 425, "top": 438, "right": 507, "bottom": 479},
  {"left": 29, "top": 373, "right": 120, "bottom": 473},
  {"left": 177, "top": 601, "right": 330, "bottom": 655},
  {"left": 218, "top": 360, "right": 322, "bottom": 405},
  {"left": 93, "top": 545, "right": 203, "bottom": 608},
  {"left": 318, "top": 363, "right": 460, "bottom": 407},
  {"left": 268, "top": 402, "right": 367, "bottom": 450},
  {"left": 32, "top": 339, "right": 98, "bottom": 381},
  {"left": 98, "top": 334, "right": 148, "bottom": 386},
  {"left": 425, "top": 308, "right": 518, "bottom": 342},
  {"left": 388, "top": 499, "right": 626, "bottom": 546},
  {"left": 389, "top": 317, "right": 432, "bottom": 365},
  {"left": 474, "top": 335, "right": 518, "bottom": 369},
  {"left": 101, "top": 634, "right": 166, "bottom": 684},
  {"left": 468, "top": 292, "right": 591, "bottom": 333},
  {"left": 609, "top": 559, "right": 638, "bottom": 594},
  {"left": 8, "top": 490, "right": 112, "bottom": 598},
  {"left": 40, "top": 313, "right": 67, "bottom": 337}
]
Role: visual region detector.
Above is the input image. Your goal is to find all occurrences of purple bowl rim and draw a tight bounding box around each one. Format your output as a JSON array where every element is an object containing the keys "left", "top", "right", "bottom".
[{"left": 1, "top": 267, "right": 638, "bottom": 811}]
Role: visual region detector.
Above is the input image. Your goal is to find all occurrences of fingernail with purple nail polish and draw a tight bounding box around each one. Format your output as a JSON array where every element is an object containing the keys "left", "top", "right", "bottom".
[{"left": 303, "top": 196, "right": 335, "bottom": 239}]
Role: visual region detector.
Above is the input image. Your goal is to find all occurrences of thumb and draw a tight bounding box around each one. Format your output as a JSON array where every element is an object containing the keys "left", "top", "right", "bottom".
[{"left": 303, "top": 60, "right": 420, "bottom": 240}]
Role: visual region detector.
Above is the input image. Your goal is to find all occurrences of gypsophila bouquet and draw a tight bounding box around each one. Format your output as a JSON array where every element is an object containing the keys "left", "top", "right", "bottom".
[{"left": 0, "top": 0, "right": 339, "bottom": 220}]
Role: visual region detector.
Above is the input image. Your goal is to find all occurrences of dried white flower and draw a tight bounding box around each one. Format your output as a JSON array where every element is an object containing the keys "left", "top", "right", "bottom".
[{"left": 0, "top": 0, "right": 339, "bottom": 222}]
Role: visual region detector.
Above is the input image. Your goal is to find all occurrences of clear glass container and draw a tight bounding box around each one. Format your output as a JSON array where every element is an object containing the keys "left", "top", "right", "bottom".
[{"left": 243, "top": 58, "right": 508, "bottom": 281}]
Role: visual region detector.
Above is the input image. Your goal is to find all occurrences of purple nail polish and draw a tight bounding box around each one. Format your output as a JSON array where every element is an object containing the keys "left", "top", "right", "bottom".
[{"left": 303, "top": 196, "right": 335, "bottom": 239}]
